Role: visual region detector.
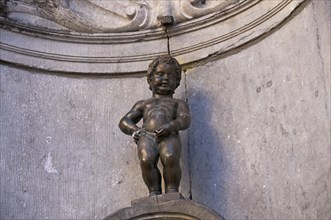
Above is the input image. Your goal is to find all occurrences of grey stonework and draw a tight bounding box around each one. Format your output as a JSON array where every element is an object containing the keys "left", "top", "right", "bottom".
[
  {"left": 0, "top": 0, "right": 330, "bottom": 219},
  {"left": 105, "top": 193, "right": 224, "bottom": 220},
  {"left": 0, "top": 0, "right": 306, "bottom": 75}
]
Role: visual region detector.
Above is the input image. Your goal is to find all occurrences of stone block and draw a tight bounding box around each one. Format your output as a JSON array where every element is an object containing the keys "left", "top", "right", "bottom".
[{"left": 105, "top": 193, "right": 225, "bottom": 220}]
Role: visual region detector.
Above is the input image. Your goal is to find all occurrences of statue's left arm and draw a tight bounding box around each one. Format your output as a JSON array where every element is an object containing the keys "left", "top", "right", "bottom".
[{"left": 172, "top": 100, "right": 191, "bottom": 131}]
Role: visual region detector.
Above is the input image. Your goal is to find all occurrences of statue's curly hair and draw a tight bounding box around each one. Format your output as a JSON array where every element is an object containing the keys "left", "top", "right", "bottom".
[{"left": 147, "top": 55, "right": 182, "bottom": 91}]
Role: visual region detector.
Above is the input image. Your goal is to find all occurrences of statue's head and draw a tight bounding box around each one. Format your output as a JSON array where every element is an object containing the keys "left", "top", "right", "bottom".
[{"left": 147, "top": 55, "right": 182, "bottom": 95}]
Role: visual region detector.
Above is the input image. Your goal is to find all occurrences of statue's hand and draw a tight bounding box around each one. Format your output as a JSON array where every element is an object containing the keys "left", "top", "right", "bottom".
[
  {"left": 155, "top": 123, "right": 175, "bottom": 137},
  {"left": 132, "top": 129, "right": 142, "bottom": 144}
]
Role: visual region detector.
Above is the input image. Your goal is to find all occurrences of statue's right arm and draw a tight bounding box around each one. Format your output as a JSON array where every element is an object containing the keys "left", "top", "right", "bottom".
[{"left": 118, "top": 100, "right": 144, "bottom": 136}]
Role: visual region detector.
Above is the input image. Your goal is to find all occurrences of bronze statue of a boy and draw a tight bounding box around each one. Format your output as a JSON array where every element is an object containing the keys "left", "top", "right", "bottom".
[{"left": 119, "top": 55, "right": 191, "bottom": 196}]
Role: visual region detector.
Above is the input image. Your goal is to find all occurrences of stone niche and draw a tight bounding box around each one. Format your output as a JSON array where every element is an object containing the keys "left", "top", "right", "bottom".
[{"left": 1, "top": 0, "right": 330, "bottom": 220}]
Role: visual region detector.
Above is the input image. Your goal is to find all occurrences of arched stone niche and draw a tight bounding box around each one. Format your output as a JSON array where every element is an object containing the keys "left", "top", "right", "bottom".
[{"left": 0, "top": 0, "right": 306, "bottom": 76}]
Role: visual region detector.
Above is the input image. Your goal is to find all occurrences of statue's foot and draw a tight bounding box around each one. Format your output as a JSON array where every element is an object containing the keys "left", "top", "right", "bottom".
[
  {"left": 165, "top": 188, "right": 178, "bottom": 193},
  {"left": 149, "top": 191, "right": 161, "bottom": 196}
]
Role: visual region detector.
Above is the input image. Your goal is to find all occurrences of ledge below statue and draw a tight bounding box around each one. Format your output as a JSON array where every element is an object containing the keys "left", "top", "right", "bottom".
[{"left": 104, "top": 193, "right": 225, "bottom": 220}]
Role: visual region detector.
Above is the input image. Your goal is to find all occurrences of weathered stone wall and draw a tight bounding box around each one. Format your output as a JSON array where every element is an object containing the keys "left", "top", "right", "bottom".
[
  {"left": 186, "top": 1, "right": 330, "bottom": 219},
  {"left": 0, "top": 71, "right": 151, "bottom": 219},
  {"left": 0, "top": 0, "right": 330, "bottom": 219}
]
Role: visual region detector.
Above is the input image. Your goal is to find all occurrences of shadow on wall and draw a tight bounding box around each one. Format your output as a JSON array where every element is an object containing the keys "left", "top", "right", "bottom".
[{"left": 188, "top": 89, "right": 231, "bottom": 213}]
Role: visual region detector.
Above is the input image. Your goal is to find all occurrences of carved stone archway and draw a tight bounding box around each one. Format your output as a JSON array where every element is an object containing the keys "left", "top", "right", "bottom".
[{"left": 0, "top": 0, "right": 307, "bottom": 76}]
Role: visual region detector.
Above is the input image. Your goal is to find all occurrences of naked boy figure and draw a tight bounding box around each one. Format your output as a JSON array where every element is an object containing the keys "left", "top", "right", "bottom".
[{"left": 119, "top": 55, "right": 191, "bottom": 196}]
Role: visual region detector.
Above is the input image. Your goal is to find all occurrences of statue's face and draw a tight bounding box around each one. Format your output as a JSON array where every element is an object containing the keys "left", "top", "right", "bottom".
[{"left": 151, "top": 63, "right": 178, "bottom": 95}]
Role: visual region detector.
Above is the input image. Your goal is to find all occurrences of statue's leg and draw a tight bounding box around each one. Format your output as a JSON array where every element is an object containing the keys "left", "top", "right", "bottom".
[
  {"left": 159, "top": 134, "right": 181, "bottom": 193},
  {"left": 137, "top": 135, "right": 161, "bottom": 196}
]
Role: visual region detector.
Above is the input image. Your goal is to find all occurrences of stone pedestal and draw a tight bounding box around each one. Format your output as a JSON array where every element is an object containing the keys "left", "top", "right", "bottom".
[{"left": 104, "top": 193, "right": 225, "bottom": 220}]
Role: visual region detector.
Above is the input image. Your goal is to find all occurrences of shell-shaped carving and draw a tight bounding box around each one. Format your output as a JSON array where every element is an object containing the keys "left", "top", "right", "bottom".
[
  {"left": 4, "top": 0, "right": 150, "bottom": 32},
  {"left": 2, "top": 0, "right": 249, "bottom": 33},
  {"left": 0, "top": 0, "right": 307, "bottom": 75}
]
